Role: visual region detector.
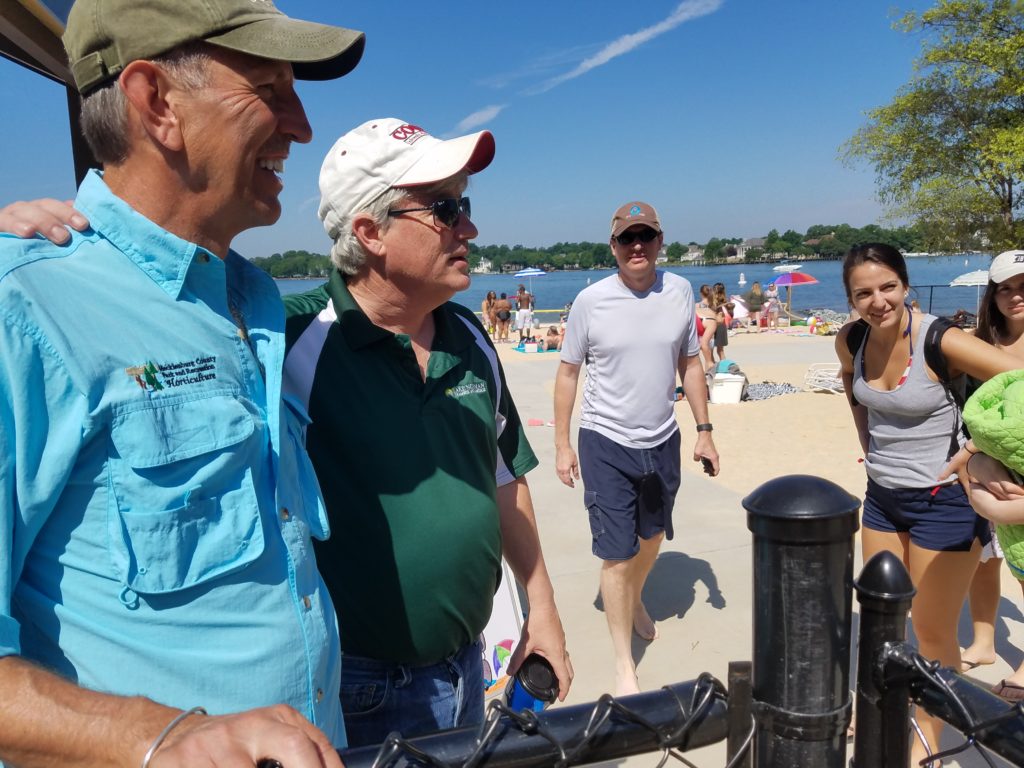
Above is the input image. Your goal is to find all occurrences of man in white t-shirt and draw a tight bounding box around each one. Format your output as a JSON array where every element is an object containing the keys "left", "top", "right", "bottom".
[{"left": 553, "top": 201, "right": 719, "bottom": 696}]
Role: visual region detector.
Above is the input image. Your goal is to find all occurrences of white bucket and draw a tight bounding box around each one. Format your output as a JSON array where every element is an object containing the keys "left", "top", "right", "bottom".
[{"left": 709, "top": 373, "right": 745, "bottom": 404}]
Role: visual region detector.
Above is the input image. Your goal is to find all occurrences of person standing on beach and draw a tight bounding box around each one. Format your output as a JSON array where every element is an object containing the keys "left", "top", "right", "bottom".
[
  {"left": 712, "top": 282, "right": 730, "bottom": 361},
  {"left": 515, "top": 283, "right": 535, "bottom": 343},
  {"left": 744, "top": 281, "right": 766, "bottom": 330},
  {"left": 494, "top": 291, "right": 513, "bottom": 342},
  {"left": 283, "top": 118, "right": 571, "bottom": 745},
  {"left": 836, "top": 243, "right": 1019, "bottom": 766},
  {"left": 553, "top": 200, "right": 719, "bottom": 696},
  {"left": 764, "top": 282, "right": 781, "bottom": 330},
  {"left": 0, "top": 0, "right": 365, "bottom": 765},
  {"left": 695, "top": 285, "right": 719, "bottom": 371},
  {"left": 482, "top": 289, "right": 498, "bottom": 339},
  {"left": 954, "top": 250, "right": 1024, "bottom": 698}
]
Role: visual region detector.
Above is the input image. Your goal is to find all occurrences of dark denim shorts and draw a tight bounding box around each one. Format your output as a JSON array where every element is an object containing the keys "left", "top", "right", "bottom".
[
  {"left": 578, "top": 428, "right": 681, "bottom": 561},
  {"left": 862, "top": 478, "right": 990, "bottom": 552}
]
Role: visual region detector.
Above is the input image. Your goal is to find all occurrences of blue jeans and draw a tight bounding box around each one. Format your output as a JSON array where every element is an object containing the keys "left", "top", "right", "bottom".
[{"left": 340, "top": 639, "right": 485, "bottom": 748}]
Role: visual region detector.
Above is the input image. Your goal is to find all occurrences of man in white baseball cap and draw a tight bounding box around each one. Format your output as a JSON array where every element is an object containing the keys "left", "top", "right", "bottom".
[{"left": 282, "top": 118, "right": 572, "bottom": 745}]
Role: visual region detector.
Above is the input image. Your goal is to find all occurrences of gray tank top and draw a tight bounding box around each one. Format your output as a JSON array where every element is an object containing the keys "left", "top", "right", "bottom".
[{"left": 851, "top": 313, "right": 963, "bottom": 489}]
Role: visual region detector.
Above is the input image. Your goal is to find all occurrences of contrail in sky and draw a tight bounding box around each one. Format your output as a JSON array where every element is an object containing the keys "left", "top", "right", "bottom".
[
  {"left": 451, "top": 0, "right": 724, "bottom": 135},
  {"left": 528, "top": 0, "right": 724, "bottom": 95}
]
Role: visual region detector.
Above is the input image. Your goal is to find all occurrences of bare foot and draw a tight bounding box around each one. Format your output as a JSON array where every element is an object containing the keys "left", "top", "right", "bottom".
[
  {"left": 615, "top": 668, "right": 641, "bottom": 697},
  {"left": 633, "top": 604, "right": 659, "bottom": 641},
  {"left": 960, "top": 645, "right": 996, "bottom": 671}
]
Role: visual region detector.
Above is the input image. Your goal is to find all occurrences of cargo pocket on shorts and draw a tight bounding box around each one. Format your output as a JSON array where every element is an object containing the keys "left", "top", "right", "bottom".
[{"left": 584, "top": 490, "right": 604, "bottom": 541}]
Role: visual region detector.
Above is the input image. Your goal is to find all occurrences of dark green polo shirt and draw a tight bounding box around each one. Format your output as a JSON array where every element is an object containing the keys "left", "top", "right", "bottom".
[{"left": 284, "top": 271, "right": 538, "bottom": 664}]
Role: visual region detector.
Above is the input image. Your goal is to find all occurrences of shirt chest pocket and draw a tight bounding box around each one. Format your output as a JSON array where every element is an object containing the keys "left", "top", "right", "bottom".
[{"left": 106, "top": 394, "right": 265, "bottom": 597}]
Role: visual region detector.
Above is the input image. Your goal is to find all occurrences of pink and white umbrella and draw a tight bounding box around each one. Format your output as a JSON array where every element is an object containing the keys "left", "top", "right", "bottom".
[{"left": 771, "top": 270, "right": 818, "bottom": 309}]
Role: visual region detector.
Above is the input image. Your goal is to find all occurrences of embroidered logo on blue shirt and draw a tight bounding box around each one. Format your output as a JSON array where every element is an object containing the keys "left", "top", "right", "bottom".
[{"left": 126, "top": 356, "right": 217, "bottom": 390}]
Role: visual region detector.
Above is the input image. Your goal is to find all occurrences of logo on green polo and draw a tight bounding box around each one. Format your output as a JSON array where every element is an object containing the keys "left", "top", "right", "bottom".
[{"left": 446, "top": 381, "right": 487, "bottom": 399}]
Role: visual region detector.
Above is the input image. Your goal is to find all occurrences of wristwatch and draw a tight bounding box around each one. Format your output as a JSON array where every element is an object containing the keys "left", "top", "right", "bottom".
[{"left": 696, "top": 423, "right": 713, "bottom": 432}]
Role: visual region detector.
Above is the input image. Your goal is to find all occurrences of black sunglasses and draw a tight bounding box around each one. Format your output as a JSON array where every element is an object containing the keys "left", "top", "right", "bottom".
[
  {"left": 387, "top": 196, "right": 471, "bottom": 229},
  {"left": 615, "top": 228, "right": 660, "bottom": 246}
]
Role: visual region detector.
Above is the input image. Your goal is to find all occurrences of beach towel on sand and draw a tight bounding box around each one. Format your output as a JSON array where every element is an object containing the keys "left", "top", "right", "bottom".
[{"left": 963, "top": 369, "right": 1024, "bottom": 578}]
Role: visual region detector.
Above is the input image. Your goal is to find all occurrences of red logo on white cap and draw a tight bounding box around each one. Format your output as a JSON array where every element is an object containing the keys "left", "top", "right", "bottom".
[{"left": 390, "top": 124, "right": 427, "bottom": 144}]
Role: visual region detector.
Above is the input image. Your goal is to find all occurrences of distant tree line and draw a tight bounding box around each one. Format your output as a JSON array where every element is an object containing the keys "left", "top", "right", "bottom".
[
  {"left": 250, "top": 250, "right": 332, "bottom": 278},
  {"left": 465, "top": 222, "right": 925, "bottom": 271},
  {"left": 248, "top": 222, "right": 926, "bottom": 277}
]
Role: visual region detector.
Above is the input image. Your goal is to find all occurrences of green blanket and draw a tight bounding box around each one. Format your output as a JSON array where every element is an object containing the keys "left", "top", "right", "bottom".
[{"left": 963, "top": 369, "right": 1024, "bottom": 578}]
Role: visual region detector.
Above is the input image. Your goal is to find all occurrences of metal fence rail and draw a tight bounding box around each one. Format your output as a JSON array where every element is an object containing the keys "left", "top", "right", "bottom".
[
  {"left": 328, "top": 475, "right": 1024, "bottom": 768},
  {"left": 854, "top": 549, "right": 1024, "bottom": 767},
  {"left": 339, "top": 674, "right": 740, "bottom": 768}
]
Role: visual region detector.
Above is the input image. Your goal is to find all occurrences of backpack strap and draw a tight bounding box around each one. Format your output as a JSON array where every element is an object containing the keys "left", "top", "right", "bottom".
[
  {"left": 845, "top": 319, "right": 869, "bottom": 357},
  {"left": 845, "top": 319, "right": 869, "bottom": 407},
  {"left": 922, "top": 316, "right": 970, "bottom": 455}
]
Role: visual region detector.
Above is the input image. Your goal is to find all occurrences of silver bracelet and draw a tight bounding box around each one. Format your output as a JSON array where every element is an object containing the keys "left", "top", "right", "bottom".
[{"left": 140, "top": 706, "right": 207, "bottom": 768}]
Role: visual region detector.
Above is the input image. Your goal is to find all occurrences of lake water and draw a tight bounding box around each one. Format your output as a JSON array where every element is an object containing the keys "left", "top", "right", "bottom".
[{"left": 276, "top": 253, "right": 994, "bottom": 319}]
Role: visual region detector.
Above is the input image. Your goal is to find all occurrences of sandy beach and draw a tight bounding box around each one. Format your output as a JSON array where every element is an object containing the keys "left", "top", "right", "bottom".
[{"left": 496, "top": 328, "right": 1022, "bottom": 767}]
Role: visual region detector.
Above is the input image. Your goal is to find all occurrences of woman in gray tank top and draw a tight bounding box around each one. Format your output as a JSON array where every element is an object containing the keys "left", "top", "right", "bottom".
[{"left": 835, "top": 243, "right": 1020, "bottom": 766}]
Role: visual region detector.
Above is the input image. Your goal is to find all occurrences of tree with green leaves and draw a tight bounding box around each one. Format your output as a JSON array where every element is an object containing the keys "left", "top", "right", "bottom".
[{"left": 843, "top": 0, "right": 1024, "bottom": 252}]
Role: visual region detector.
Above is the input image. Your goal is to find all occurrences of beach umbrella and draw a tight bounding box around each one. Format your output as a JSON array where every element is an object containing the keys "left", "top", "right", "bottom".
[
  {"left": 512, "top": 268, "right": 544, "bottom": 296},
  {"left": 949, "top": 269, "right": 989, "bottom": 311},
  {"left": 771, "top": 270, "right": 819, "bottom": 311},
  {"left": 729, "top": 295, "right": 749, "bottom": 321}
]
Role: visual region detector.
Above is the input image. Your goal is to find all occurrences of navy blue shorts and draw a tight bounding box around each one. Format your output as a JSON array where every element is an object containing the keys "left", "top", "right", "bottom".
[
  {"left": 862, "top": 478, "right": 990, "bottom": 552},
  {"left": 578, "top": 428, "right": 682, "bottom": 561}
]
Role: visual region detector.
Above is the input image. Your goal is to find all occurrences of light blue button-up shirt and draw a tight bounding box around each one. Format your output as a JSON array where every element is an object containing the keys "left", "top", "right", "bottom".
[{"left": 0, "top": 171, "right": 343, "bottom": 745}]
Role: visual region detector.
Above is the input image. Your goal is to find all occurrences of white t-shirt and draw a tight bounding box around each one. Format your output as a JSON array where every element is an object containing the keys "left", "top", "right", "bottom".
[{"left": 561, "top": 271, "right": 700, "bottom": 448}]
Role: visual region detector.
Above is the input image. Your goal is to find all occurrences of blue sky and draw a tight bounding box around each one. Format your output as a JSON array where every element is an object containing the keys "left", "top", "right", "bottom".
[{"left": 1, "top": 0, "right": 932, "bottom": 256}]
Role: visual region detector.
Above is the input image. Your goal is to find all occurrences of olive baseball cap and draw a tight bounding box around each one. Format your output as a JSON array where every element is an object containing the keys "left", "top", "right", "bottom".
[
  {"left": 610, "top": 201, "right": 661, "bottom": 237},
  {"left": 64, "top": 0, "right": 366, "bottom": 95}
]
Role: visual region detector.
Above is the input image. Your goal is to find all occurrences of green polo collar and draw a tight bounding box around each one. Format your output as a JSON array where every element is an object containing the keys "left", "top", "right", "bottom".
[{"left": 325, "top": 270, "right": 476, "bottom": 360}]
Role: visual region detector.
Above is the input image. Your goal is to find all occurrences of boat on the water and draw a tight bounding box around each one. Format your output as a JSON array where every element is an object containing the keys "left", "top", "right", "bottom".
[{"left": 773, "top": 263, "right": 802, "bottom": 273}]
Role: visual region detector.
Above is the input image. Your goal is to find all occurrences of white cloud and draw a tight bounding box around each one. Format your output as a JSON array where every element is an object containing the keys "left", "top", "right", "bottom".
[
  {"left": 527, "top": 0, "right": 724, "bottom": 95},
  {"left": 451, "top": 105, "right": 506, "bottom": 135}
]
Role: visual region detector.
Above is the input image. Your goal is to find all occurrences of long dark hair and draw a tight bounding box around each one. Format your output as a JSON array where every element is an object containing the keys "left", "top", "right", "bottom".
[
  {"left": 976, "top": 281, "right": 1003, "bottom": 344},
  {"left": 841, "top": 243, "right": 910, "bottom": 301}
]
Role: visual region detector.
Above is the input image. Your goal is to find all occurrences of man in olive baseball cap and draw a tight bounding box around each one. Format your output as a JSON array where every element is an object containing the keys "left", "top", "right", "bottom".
[
  {"left": 0, "top": 2, "right": 366, "bottom": 767},
  {"left": 65, "top": 0, "right": 364, "bottom": 95}
]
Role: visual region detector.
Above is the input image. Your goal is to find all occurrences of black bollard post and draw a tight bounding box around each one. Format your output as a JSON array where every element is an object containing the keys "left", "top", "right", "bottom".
[
  {"left": 744, "top": 474, "right": 860, "bottom": 768},
  {"left": 851, "top": 551, "right": 915, "bottom": 768}
]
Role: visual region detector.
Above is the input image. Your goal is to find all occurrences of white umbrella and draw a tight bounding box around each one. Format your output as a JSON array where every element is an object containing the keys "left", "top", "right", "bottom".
[
  {"left": 949, "top": 269, "right": 990, "bottom": 312},
  {"left": 513, "top": 267, "right": 545, "bottom": 294},
  {"left": 729, "top": 295, "right": 749, "bottom": 321}
]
